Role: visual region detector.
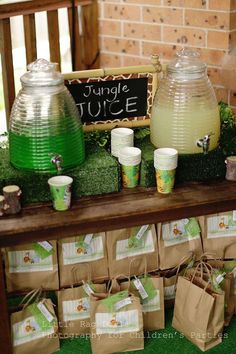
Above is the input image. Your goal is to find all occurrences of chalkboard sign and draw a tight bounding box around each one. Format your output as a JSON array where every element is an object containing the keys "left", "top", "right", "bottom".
[
  {"left": 64, "top": 55, "right": 162, "bottom": 130},
  {"left": 67, "top": 78, "right": 148, "bottom": 123}
]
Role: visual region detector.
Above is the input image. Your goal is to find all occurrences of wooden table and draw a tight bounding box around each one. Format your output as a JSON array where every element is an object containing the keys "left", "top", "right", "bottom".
[{"left": 1, "top": 180, "right": 236, "bottom": 353}]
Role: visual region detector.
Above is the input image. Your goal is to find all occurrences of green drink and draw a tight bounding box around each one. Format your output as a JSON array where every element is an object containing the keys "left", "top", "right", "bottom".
[
  {"left": 9, "top": 127, "right": 85, "bottom": 173},
  {"left": 8, "top": 59, "right": 85, "bottom": 173}
]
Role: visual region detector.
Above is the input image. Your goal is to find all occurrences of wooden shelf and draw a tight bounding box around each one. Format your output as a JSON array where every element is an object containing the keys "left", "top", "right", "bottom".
[
  {"left": 1, "top": 180, "right": 236, "bottom": 248},
  {"left": 1, "top": 180, "right": 236, "bottom": 354}
]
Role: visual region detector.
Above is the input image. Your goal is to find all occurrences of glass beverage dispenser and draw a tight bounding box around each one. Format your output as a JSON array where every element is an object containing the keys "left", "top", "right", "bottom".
[
  {"left": 9, "top": 59, "right": 85, "bottom": 173},
  {"left": 150, "top": 49, "right": 220, "bottom": 154}
]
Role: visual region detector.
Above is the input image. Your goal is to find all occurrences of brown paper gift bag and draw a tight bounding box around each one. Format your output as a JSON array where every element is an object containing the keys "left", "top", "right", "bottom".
[
  {"left": 162, "top": 252, "right": 195, "bottom": 307},
  {"left": 90, "top": 290, "right": 144, "bottom": 354},
  {"left": 11, "top": 296, "right": 59, "bottom": 354},
  {"left": 157, "top": 218, "right": 203, "bottom": 270},
  {"left": 106, "top": 224, "right": 158, "bottom": 278},
  {"left": 58, "top": 232, "right": 109, "bottom": 287},
  {"left": 5, "top": 241, "right": 59, "bottom": 292},
  {"left": 119, "top": 257, "right": 164, "bottom": 331},
  {"left": 120, "top": 277, "right": 164, "bottom": 331},
  {"left": 57, "top": 266, "right": 106, "bottom": 336},
  {"left": 199, "top": 213, "right": 236, "bottom": 258},
  {"left": 172, "top": 265, "right": 225, "bottom": 352},
  {"left": 185, "top": 261, "right": 234, "bottom": 327},
  {"left": 199, "top": 255, "right": 235, "bottom": 326}
]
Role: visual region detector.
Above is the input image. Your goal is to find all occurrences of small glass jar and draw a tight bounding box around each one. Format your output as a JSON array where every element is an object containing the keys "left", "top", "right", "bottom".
[
  {"left": 150, "top": 49, "right": 220, "bottom": 154},
  {"left": 9, "top": 59, "right": 85, "bottom": 173}
]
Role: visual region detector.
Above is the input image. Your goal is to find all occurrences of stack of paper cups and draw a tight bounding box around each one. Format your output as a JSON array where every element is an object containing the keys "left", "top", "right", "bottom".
[
  {"left": 154, "top": 148, "right": 178, "bottom": 170},
  {"left": 111, "top": 128, "right": 134, "bottom": 157},
  {"left": 154, "top": 148, "right": 178, "bottom": 194},
  {"left": 119, "top": 147, "right": 142, "bottom": 188}
]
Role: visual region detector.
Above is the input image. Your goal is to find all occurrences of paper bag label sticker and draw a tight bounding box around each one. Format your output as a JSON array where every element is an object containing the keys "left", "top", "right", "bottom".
[
  {"left": 8, "top": 250, "right": 53, "bottom": 273},
  {"left": 162, "top": 218, "right": 201, "bottom": 247},
  {"left": 95, "top": 309, "right": 139, "bottom": 335},
  {"left": 116, "top": 229, "right": 155, "bottom": 260},
  {"left": 142, "top": 290, "right": 161, "bottom": 313},
  {"left": 12, "top": 316, "right": 54, "bottom": 347},
  {"left": 62, "top": 236, "right": 104, "bottom": 265},
  {"left": 207, "top": 213, "right": 236, "bottom": 238},
  {"left": 164, "top": 284, "right": 175, "bottom": 300},
  {"left": 62, "top": 297, "right": 90, "bottom": 321}
]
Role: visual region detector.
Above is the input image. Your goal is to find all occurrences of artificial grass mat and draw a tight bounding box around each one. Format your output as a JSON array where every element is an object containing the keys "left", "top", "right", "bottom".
[
  {"left": 0, "top": 142, "right": 120, "bottom": 204},
  {"left": 57, "top": 308, "right": 236, "bottom": 354},
  {"left": 8, "top": 294, "right": 236, "bottom": 353},
  {"left": 137, "top": 137, "right": 226, "bottom": 188}
]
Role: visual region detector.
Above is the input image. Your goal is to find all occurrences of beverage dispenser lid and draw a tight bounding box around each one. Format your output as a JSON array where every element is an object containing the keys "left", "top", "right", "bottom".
[
  {"left": 20, "top": 58, "right": 63, "bottom": 86},
  {"left": 167, "top": 48, "right": 206, "bottom": 77}
]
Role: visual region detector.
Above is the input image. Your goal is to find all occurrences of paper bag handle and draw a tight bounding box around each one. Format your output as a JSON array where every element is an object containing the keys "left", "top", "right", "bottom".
[
  {"left": 108, "top": 274, "right": 131, "bottom": 295},
  {"left": 165, "top": 251, "right": 195, "bottom": 276},
  {"left": 200, "top": 252, "right": 220, "bottom": 261},
  {"left": 222, "top": 240, "right": 236, "bottom": 259},
  {"left": 128, "top": 256, "right": 147, "bottom": 279},
  {"left": 183, "top": 275, "right": 212, "bottom": 310},
  {"left": 20, "top": 288, "right": 42, "bottom": 309},
  {"left": 190, "top": 261, "right": 212, "bottom": 282}
]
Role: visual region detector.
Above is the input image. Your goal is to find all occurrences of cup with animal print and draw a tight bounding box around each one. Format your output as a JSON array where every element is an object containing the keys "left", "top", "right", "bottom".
[
  {"left": 154, "top": 148, "right": 178, "bottom": 194},
  {"left": 48, "top": 175, "right": 73, "bottom": 211},
  {"left": 119, "top": 147, "right": 141, "bottom": 188}
]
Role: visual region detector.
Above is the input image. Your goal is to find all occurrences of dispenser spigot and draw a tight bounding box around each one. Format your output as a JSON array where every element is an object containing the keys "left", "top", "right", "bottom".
[
  {"left": 50, "top": 154, "right": 63, "bottom": 174},
  {"left": 196, "top": 133, "right": 214, "bottom": 155}
]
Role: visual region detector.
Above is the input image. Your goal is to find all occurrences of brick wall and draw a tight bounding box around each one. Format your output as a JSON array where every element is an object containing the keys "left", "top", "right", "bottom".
[{"left": 98, "top": 0, "right": 236, "bottom": 110}]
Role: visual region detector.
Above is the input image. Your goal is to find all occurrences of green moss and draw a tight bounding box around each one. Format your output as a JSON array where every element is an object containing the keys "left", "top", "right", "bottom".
[{"left": 0, "top": 143, "right": 120, "bottom": 204}]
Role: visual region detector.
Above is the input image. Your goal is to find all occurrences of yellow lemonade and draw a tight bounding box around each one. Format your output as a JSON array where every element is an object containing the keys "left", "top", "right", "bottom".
[{"left": 150, "top": 104, "right": 220, "bottom": 154}]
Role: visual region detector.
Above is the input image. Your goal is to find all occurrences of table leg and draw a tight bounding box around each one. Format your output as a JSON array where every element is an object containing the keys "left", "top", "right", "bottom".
[{"left": 0, "top": 250, "right": 12, "bottom": 354}]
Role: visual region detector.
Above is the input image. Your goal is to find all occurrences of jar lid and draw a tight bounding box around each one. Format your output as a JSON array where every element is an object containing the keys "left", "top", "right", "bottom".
[
  {"left": 167, "top": 48, "right": 206, "bottom": 77},
  {"left": 20, "top": 58, "right": 63, "bottom": 86}
]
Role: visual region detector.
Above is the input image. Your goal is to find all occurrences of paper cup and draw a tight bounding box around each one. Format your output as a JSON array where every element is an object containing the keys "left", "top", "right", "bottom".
[
  {"left": 154, "top": 148, "right": 178, "bottom": 170},
  {"left": 111, "top": 128, "right": 134, "bottom": 157},
  {"left": 118, "top": 147, "right": 141, "bottom": 166},
  {"left": 118, "top": 147, "right": 141, "bottom": 188},
  {"left": 121, "top": 164, "right": 140, "bottom": 188},
  {"left": 156, "top": 169, "right": 176, "bottom": 194},
  {"left": 48, "top": 175, "right": 73, "bottom": 211}
]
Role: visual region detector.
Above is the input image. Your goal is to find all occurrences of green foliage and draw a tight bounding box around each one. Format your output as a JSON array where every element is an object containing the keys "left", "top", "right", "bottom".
[
  {"left": 219, "top": 102, "right": 236, "bottom": 156},
  {"left": 84, "top": 130, "right": 111, "bottom": 150},
  {"left": 219, "top": 101, "right": 235, "bottom": 128},
  {"left": 134, "top": 127, "right": 150, "bottom": 140},
  {"left": 84, "top": 126, "right": 150, "bottom": 153}
]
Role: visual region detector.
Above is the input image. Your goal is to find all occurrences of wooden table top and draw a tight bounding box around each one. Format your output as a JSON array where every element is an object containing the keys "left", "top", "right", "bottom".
[{"left": 0, "top": 180, "right": 235, "bottom": 247}]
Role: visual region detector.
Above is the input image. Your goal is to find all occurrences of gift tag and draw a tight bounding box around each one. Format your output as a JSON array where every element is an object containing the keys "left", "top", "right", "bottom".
[
  {"left": 83, "top": 283, "right": 94, "bottom": 296},
  {"left": 84, "top": 234, "right": 93, "bottom": 246},
  {"left": 183, "top": 218, "right": 189, "bottom": 225},
  {"left": 232, "top": 267, "right": 236, "bottom": 277},
  {"left": 114, "top": 297, "right": 132, "bottom": 311},
  {"left": 135, "top": 225, "right": 149, "bottom": 240},
  {"left": 216, "top": 272, "right": 226, "bottom": 284},
  {"left": 233, "top": 211, "right": 236, "bottom": 221},
  {"left": 133, "top": 278, "right": 148, "bottom": 299},
  {"left": 37, "top": 241, "right": 53, "bottom": 253},
  {"left": 37, "top": 302, "right": 54, "bottom": 323},
  {"left": 185, "top": 218, "right": 201, "bottom": 237},
  {"left": 32, "top": 241, "right": 54, "bottom": 259}
]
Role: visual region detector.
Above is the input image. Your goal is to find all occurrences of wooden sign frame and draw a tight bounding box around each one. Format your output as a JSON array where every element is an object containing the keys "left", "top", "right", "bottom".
[{"left": 63, "top": 55, "right": 162, "bottom": 131}]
